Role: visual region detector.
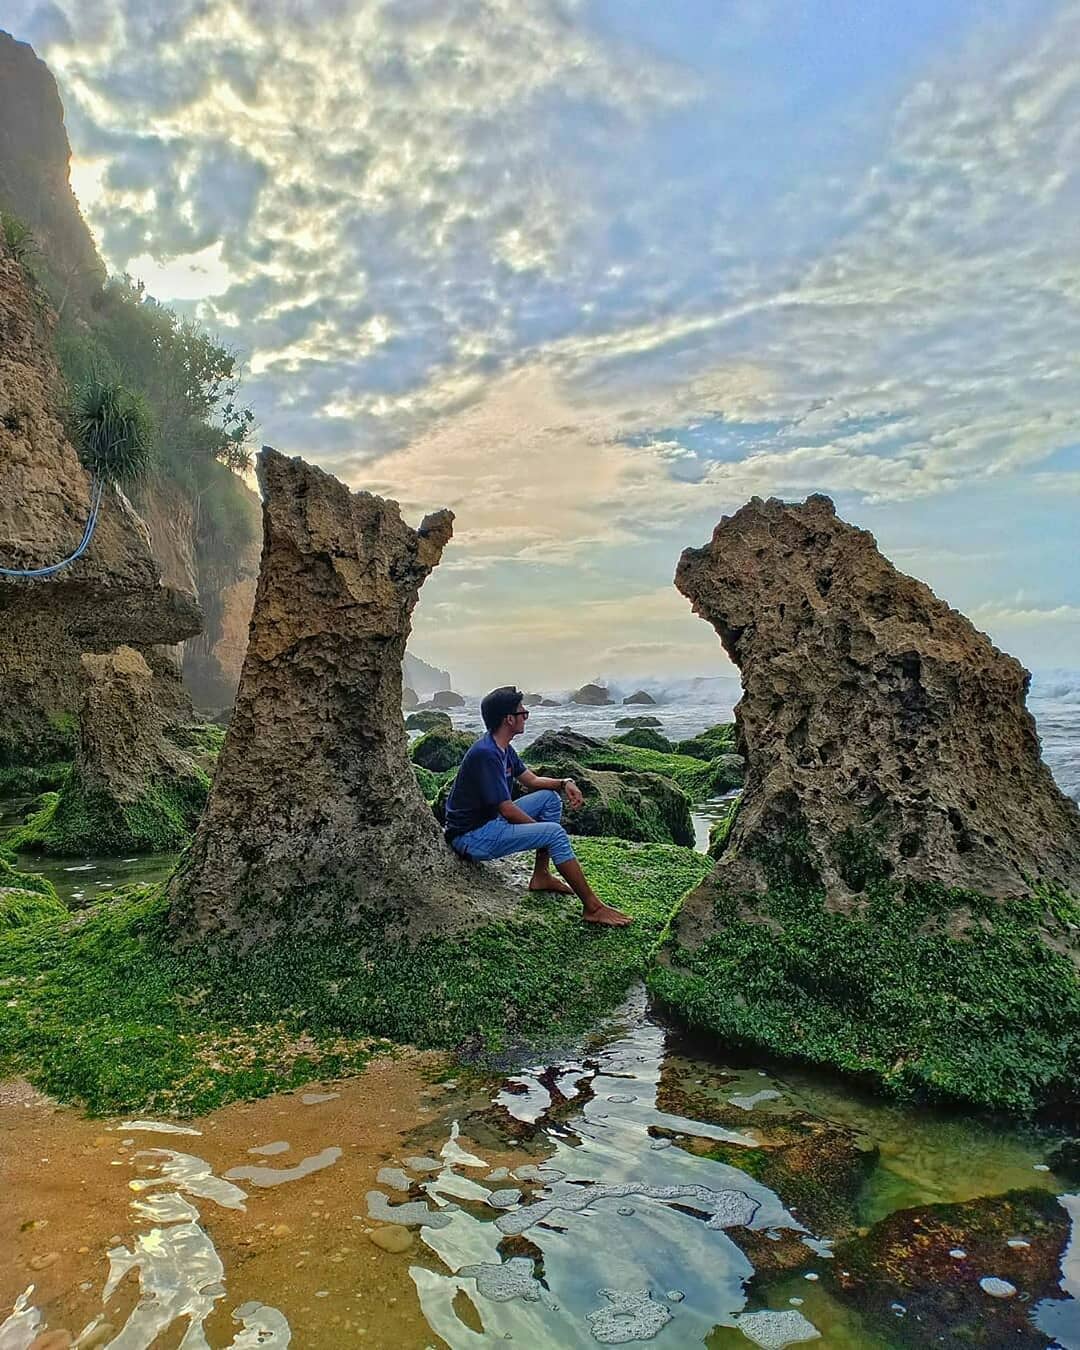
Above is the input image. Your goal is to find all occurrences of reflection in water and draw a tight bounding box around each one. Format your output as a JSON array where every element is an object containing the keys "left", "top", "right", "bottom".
[
  {"left": 2, "top": 988, "right": 1077, "bottom": 1347},
  {"left": 0, "top": 1131, "right": 290, "bottom": 1349}
]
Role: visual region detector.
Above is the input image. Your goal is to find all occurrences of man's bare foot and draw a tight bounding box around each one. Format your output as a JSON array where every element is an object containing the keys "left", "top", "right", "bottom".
[
  {"left": 528, "top": 875, "right": 575, "bottom": 895},
  {"left": 582, "top": 903, "right": 634, "bottom": 927}
]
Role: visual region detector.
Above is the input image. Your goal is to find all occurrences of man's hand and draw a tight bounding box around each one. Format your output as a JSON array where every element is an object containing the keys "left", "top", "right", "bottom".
[{"left": 564, "top": 780, "right": 584, "bottom": 810}]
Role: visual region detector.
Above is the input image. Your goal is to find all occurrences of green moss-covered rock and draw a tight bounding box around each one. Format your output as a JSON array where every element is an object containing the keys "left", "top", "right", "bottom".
[
  {"left": 528, "top": 762, "right": 693, "bottom": 847},
  {"left": 524, "top": 731, "right": 736, "bottom": 802},
  {"left": 5, "top": 770, "right": 209, "bottom": 856},
  {"left": 0, "top": 854, "right": 66, "bottom": 928},
  {"left": 405, "top": 710, "right": 453, "bottom": 733},
  {"left": 612, "top": 728, "right": 673, "bottom": 753},
  {"left": 0, "top": 760, "right": 72, "bottom": 795},
  {"left": 615, "top": 716, "right": 662, "bottom": 729},
  {"left": 825, "top": 1188, "right": 1070, "bottom": 1348},
  {"left": 0, "top": 838, "right": 710, "bottom": 1114},
  {"left": 650, "top": 833, "right": 1080, "bottom": 1112},
  {"left": 413, "top": 763, "right": 452, "bottom": 804},
  {"left": 409, "top": 727, "right": 475, "bottom": 773}
]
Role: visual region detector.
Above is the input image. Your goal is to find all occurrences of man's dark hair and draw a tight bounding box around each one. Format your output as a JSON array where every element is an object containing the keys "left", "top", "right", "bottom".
[{"left": 481, "top": 685, "right": 523, "bottom": 733}]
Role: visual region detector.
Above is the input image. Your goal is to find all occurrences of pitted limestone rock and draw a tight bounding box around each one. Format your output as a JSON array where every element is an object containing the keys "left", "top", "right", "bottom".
[
  {"left": 168, "top": 448, "right": 518, "bottom": 941},
  {"left": 674, "top": 494, "right": 1080, "bottom": 921}
]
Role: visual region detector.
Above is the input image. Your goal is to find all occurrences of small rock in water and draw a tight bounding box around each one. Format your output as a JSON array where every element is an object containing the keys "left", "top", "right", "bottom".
[
  {"left": 585, "top": 1289, "right": 672, "bottom": 1344},
  {"left": 979, "top": 1276, "right": 1017, "bottom": 1299},
  {"left": 617, "top": 1206, "right": 635, "bottom": 1217},
  {"left": 666, "top": 1290, "right": 685, "bottom": 1303},
  {"left": 458, "top": 1257, "right": 541, "bottom": 1303},
  {"left": 369, "top": 1225, "right": 414, "bottom": 1253},
  {"left": 736, "top": 1308, "right": 821, "bottom": 1348},
  {"left": 606, "top": 1095, "right": 636, "bottom": 1104},
  {"left": 376, "top": 1167, "right": 412, "bottom": 1192}
]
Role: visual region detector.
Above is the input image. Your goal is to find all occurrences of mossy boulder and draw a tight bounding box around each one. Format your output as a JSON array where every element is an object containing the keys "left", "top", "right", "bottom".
[
  {"left": 405, "top": 710, "right": 453, "bottom": 733},
  {"left": 409, "top": 727, "right": 475, "bottom": 773},
  {"left": 615, "top": 716, "right": 662, "bottom": 729},
  {"left": 650, "top": 831, "right": 1080, "bottom": 1112},
  {"left": 0, "top": 854, "right": 65, "bottom": 928},
  {"left": 524, "top": 730, "right": 736, "bottom": 802},
  {"left": 530, "top": 761, "right": 693, "bottom": 847},
  {"left": 825, "top": 1188, "right": 1071, "bottom": 1348},
  {"left": 6, "top": 774, "right": 209, "bottom": 856},
  {"left": 612, "top": 728, "right": 673, "bottom": 753},
  {"left": 412, "top": 763, "right": 454, "bottom": 805},
  {"left": 0, "top": 760, "right": 72, "bottom": 795}
]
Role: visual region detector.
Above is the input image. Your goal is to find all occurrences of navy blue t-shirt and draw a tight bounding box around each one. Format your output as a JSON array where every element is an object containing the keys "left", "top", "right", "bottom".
[{"left": 444, "top": 733, "right": 527, "bottom": 838}]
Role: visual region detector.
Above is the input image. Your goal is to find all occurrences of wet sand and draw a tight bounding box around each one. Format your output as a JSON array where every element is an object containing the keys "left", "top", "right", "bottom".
[{"left": 0, "top": 1053, "right": 521, "bottom": 1348}]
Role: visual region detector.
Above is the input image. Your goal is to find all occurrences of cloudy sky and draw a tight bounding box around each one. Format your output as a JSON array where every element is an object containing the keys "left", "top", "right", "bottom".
[{"left": 7, "top": 0, "right": 1080, "bottom": 690}]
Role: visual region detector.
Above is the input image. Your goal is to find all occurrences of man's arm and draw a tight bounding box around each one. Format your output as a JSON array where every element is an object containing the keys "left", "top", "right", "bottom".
[
  {"left": 498, "top": 797, "right": 539, "bottom": 823},
  {"left": 516, "top": 768, "right": 583, "bottom": 809},
  {"left": 517, "top": 769, "right": 571, "bottom": 792}
]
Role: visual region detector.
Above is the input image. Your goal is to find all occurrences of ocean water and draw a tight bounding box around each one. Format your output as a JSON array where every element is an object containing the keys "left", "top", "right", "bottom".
[{"left": 440, "top": 667, "right": 1080, "bottom": 805}]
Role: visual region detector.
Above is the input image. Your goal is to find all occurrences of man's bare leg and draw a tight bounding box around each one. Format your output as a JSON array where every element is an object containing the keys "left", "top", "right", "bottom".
[
  {"left": 529, "top": 846, "right": 574, "bottom": 894},
  {"left": 555, "top": 858, "right": 633, "bottom": 926}
]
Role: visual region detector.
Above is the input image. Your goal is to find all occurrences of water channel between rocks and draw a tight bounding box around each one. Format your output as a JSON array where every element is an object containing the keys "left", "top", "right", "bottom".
[{"left": 2, "top": 983, "right": 1077, "bottom": 1350}]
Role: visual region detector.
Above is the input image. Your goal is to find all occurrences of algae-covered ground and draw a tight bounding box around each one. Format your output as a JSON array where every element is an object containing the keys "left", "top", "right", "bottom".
[
  {"left": 650, "top": 834, "right": 1080, "bottom": 1115},
  {"left": 0, "top": 838, "right": 709, "bottom": 1116}
]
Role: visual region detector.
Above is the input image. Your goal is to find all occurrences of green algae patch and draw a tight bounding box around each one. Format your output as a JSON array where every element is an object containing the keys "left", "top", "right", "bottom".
[
  {"left": 650, "top": 856, "right": 1080, "bottom": 1114},
  {"left": 5, "top": 770, "right": 210, "bottom": 857},
  {"left": 410, "top": 727, "right": 474, "bottom": 773},
  {"left": 0, "top": 761, "right": 72, "bottom": 795},
  {"left": 0, "top": 839, "right": 710, "bottom": 1115},
  {"left": 0, "top": 854, "right": 66, "bottom": 928}
]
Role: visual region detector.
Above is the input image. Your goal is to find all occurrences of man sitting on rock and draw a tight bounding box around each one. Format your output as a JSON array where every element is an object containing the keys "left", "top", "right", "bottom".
[{"left": 443, "top": 686, "right": 632, "bottom": 926}]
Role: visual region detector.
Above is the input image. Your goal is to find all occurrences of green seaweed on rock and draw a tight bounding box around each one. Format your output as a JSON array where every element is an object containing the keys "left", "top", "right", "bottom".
[
  {"left": 524, "top": 737, "right": 740, "bottom": 801},
  {"left": 0, "top": 854, "right": 66, "bottom": 928},
  {"left": 650, "top": 829, "right": 1080, "bottom": 1113},
  {"left": 0, "top": 838, "right": 710, "bottom": 1115},
  {"left": 5, "top": 768, "right": 210, "bottom": 856}
]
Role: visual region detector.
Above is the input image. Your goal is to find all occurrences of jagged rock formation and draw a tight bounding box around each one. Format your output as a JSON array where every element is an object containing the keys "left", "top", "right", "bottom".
[
  {"left": 0, "top": 252, "right": 201, "bottom": 765},
  {"left": 651, "top": 495, "right": 1080, "bottom": 1112},
  {"left": 675, "top": 494, "right": 1080, "bottom": 910},
  {"left": 623, "top": 690, "right": 656, "bottom": 705},
  {"left": 9, "top": 646, "right": 210, "bottom": 854},
  {"left": 403, "top": 650, "right": 451, "bottom": 701},
  {"left": 168, "top": 448, "right": 517, "bottom": 942}
]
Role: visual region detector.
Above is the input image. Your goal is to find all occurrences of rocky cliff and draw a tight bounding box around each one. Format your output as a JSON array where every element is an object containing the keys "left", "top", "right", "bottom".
[
  {"left": 0, "top": 251, "right": 201, "bottom": 763},
  {"left": 0, "top": 30, "right": 260, "bottom": 713},
  {"left": 0, "top": 30, "right": 104, "bottom": 315},
  {"left": 169, "top": 448, "right": 516, "bottom": 943}
]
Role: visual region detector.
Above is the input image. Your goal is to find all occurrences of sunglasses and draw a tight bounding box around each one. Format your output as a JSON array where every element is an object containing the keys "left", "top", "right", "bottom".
[{"left": 511, "top": 708, "right": 530, "bottom": 719}]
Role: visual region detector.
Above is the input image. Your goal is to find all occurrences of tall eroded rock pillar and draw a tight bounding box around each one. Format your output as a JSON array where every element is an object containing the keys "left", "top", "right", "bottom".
[
  {"left": 674, "top": 494, "right": 1080, "bottom": 913},
  {"left": 168, "top": 448, "right": 511, "bottom": 941}
]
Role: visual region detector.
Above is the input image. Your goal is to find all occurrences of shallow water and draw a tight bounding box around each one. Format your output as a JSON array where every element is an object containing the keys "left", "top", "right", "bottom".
[{"left": 3, "top": 988, "right": 1076, "bottom": 1348}]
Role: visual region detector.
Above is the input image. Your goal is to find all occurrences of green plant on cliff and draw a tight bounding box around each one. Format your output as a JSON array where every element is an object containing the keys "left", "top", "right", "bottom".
[
  {"left": 71, "top": 375, "right": 154, "bottom": 485},
  {"left": 0, "top": 839, "right": 710, "bottom": 1114},
  {"left": 650, "top": 828, "right": 1080, "bottom": 1113},
  {"left": 1, "top": 210, "right": 35, "bottom": 263}
]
